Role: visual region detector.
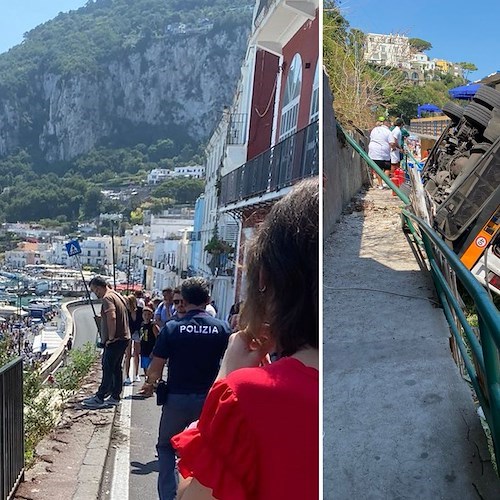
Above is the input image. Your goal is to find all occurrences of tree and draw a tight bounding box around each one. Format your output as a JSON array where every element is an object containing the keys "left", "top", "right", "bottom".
[
  {"left": 151, "top": 177, "right": 205, "bottom": 204},
  {"left": 82, "top": 187, "right": 103, "bottom": 218},
  {"left": 409, "top": 38, "right": 432, "bottom": 52},
  {"left": 457, "top": 61, "right": 478, "bottom": 80}
]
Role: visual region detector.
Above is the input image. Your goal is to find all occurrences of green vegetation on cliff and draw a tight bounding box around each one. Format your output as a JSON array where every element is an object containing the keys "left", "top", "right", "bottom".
[
  {"left": 0, "top": 0, "right": 253, "bottom": 224},
  {"left": 0, "top": 0, "right": 252, "bottom": 93},
  {"left": 0, "top": 140, "right": 205, "bottom": 223}
]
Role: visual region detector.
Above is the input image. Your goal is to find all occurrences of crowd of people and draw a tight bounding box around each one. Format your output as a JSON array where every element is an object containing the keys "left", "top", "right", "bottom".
[
  {"left": 0, "top": 307, "right": 61, "bottom": 369},
  {"left": 80, "top": 178, "right": 319, "bottom": 500}
]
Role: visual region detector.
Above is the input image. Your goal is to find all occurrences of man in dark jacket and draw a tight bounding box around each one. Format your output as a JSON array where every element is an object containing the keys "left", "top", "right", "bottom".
[{"left": 141, "top": 277, "right": 231, "bottom": 500}]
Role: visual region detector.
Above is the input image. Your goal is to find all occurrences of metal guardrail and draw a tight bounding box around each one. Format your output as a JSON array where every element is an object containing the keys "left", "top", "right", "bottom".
[
  {"left": 402, "top": 210, "right": 500, "bottom": 469},
  {"left": 220, "top": 120, "right": 318, "bottom": 206},
  {"left": 337, "top": 121, "right": 500, "bottom": 470},
  {"left": 0, "top": 357, "right": 24, "bottom": 500}
]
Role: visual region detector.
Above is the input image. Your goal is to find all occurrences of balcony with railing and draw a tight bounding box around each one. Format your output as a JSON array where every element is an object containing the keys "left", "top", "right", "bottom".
[
  {"left": 219, "top": 119, "right": 318, "bottom": 208},
  {"left": 226, "top": 113, "right": 247, "bottom": 145}
]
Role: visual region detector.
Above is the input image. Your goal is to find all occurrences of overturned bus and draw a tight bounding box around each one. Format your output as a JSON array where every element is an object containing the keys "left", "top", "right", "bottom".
[{"left": 417, "top": 84, "right": 500, "bottom": 295}]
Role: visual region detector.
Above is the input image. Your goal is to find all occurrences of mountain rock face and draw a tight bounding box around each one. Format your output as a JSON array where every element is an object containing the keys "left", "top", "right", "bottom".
[{"left": 0, "top": 29, "right": 249, "bottom": 161}]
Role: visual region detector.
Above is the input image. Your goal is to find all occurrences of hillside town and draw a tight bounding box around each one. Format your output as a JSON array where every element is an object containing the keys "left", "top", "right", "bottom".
[
  {"left": 363, "top": 32, "right": 467, "bottom": 84},
  {"left": 0, "top": 0, "right": 318, "bottom": 325}
]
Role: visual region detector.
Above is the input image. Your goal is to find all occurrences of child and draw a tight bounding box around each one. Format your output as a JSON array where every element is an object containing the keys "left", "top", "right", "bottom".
[{"left": 139, "top": 307, "right": 159, "bottom": 377}]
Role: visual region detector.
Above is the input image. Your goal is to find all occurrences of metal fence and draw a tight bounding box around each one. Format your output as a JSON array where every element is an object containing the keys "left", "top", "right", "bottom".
[
  {"left": 219, "top": 120, "right": 318, "bottom": 206},
  {"left": 337, "top": 122, "right": 500, "bottom": 471},
  {"left": 0, "top": 357, "right": 24, "bottom": 500},
  {"left": 403, "top": 210, "right": 500, "bottom": 470}
]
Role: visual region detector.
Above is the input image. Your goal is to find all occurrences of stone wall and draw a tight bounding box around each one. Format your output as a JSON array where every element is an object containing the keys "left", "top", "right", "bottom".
[{"left": 323, "top": 72, "right": 371, "bottom": 236}]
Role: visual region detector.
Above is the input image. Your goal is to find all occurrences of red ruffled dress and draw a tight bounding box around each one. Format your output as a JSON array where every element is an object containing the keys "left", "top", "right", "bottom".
[{"left": 171, "top": 357, "right": 319, "bottom": 500}]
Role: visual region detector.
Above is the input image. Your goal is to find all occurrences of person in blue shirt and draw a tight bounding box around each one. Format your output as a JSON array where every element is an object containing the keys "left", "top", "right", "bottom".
[
  {"left": 141, "top": 277, "right": 231, "bottom": 500},
  {"left": 154, "top": 287, "right": 174, "bottom": 328}
]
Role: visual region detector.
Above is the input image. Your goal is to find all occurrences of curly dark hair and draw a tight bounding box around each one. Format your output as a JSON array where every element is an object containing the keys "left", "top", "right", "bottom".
[
  {"left": 181, "top": 277, "right": 210, "bottom": 307},
  {"left": 240, "top": 178, "right": 319, "bottom": 356}
]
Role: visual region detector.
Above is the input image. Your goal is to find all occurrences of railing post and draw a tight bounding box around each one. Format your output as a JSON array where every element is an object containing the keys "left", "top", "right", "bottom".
[
  {"left": 0, "top": 357, "right": 24, "bottom": 499},
  {"left": 478, "top": 314, "right": 500, "bottom": 465}
]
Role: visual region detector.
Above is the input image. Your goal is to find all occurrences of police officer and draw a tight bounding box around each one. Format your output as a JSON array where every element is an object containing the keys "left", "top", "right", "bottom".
[{"left": 141, "top": 277, "right": 231, "bottom": 500}]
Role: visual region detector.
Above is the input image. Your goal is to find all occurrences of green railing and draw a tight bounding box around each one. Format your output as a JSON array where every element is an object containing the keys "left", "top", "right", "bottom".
[
  {"left": 403, "top": 210, "right": 500, "bottom": 469},
  {"left": 336, "top": 123, "right": 410, "bottom": 204},
  {"left": 337, "top": 122, "right": 500, "bottom": 470}
]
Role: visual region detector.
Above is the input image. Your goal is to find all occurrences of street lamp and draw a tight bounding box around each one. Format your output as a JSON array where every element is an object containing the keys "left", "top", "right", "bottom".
[
  {"left": 100, "top": 213, "right": 122, "bottom": 289},
  {"left": 17, "top": 281, "right": 22, "bottom": 356}
]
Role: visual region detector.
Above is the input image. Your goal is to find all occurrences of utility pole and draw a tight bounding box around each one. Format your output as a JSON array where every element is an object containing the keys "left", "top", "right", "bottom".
[
  {"left": 126, "top": 245, "right": 132, "bottom": 294},
  {"left": 111, "top": 221, "right": 117, "bottom": 290}
]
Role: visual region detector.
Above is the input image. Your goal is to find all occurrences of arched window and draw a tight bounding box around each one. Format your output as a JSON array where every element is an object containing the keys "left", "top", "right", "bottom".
[
  {"left": 279, "top": 53, "right": 302, "bottom": 141},
  {"left": 309, "top": 59, "right": 319, "bottom": 123},
  {"left": 412, "top": 72, "right": 418, "bottom": 80}
]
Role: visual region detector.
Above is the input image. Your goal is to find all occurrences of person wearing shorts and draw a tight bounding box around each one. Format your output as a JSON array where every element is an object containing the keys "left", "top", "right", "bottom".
[
  {"left": 368, "top": 117, "right": 396, "bottom": 189},
  {"left": 139, "top": 307, "right": 159, "bottom": 375}
]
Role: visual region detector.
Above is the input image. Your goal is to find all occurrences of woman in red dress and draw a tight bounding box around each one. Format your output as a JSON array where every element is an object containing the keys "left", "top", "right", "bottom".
[{"left": 172, "top": 178, "right": 319, "bottom": 500}]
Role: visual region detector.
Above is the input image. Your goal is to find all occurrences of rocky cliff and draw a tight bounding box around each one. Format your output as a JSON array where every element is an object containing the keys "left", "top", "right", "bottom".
[{"left": 0, "top": 24, "right": 250, "bottom": 162}]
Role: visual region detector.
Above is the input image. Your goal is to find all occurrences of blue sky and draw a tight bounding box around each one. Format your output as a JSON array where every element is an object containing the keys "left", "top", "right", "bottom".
[
  {"left": 0, "top": 0, "right": 87, "bottom": 54},
  {"left": 1, "top": 1, "right": 498, "bottom": 82},
  {"left": 339, "top": 0, "right": 499, "bottom": 81}
]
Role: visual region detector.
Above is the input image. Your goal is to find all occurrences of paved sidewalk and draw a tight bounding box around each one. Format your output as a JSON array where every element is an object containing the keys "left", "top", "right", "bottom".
[{"left": 323, "top": 187, "right": 499, "bottom": 499}]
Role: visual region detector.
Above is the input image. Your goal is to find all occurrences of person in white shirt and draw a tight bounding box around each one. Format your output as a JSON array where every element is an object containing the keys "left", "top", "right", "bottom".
[
  {"left": 205, "top": 301, "right": 217, "bottom": 317},
  {"left": 368, "top": 117, "right": 397, "bottom": 189},
  {"left": 390, "top": 118, "right": 404, "bottom": 173},
  {"left": 134, "top": 290, "right": 146, "bottom": 309}
]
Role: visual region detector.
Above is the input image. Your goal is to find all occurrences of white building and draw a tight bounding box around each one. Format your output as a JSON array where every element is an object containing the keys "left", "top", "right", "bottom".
[
  {"left": 147, "top": 168, "right": 170, "bottom": 184},
  {"left": 147, "top": 165, "right": 205, "bottom": 184},
  {"left": 117, "top": 226, "right": 149, "bottom": 287},
  {"left": 172, "top": 165, "right": 205, "bottom": 178},
  {"left": 79, "top": 236, "right": 113, "bottom": 269},
  {"left": 149, "top": 214, "right": 194, "bottom": 241},
  {"left": 411, "top": 52, "right": 435, "bottom": 72},
  {"left": 364, "top": 33, "right": 412, "bottom": 69},
  {"left": 147, "top": 239, "right": 183, "bottom": 292}
]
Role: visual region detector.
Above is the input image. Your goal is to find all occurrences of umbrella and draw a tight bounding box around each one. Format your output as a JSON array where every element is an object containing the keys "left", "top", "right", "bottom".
[
  {"left": 417, "top": 103, "right": 442, "bottom": 117},
  {"left": 448, "top": 83, "right": 480, "bottom": 100}
]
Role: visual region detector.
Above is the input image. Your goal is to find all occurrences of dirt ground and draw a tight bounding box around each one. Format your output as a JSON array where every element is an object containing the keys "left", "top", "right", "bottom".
[{"left": 14, "top": 364, "right": 115, "bottom": 500}]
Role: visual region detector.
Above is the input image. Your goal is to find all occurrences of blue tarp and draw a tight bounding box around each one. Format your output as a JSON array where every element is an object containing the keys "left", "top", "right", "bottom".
[
  {"left": 417, "top": 103, "right": 442, "bottom": 117},
  {"left": 448, "top": 83, "right": 480, "bottom": 100}
]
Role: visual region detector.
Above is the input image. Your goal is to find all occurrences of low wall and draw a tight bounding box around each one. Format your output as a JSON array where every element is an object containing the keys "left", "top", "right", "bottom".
[
  {"left": 39, "top": 300, "right": 99, "bottom": 381},
  {"left": 323, "top": 72, "right": 370, "bottom": 236}
]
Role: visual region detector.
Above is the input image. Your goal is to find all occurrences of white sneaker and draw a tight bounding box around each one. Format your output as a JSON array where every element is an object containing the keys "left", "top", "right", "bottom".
[
  {"left": 124, "top": 377, "right": 131, "bottom": 385},
  {"left": 135, "top": 375, "right": 141, "bottom": 382}
]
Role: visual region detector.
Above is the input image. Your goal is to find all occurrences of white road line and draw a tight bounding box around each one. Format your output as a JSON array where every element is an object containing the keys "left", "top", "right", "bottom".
[{"left": 109, "top": 376, "right": 134, "bottom": 499}]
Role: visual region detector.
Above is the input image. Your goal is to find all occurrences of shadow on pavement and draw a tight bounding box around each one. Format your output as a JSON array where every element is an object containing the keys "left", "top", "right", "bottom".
[{"left": 130, "top": 459, "right": 159, "bottom": 475}]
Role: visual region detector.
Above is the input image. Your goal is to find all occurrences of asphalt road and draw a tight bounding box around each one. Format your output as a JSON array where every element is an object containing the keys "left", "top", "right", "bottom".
[
  {"left": 71, "top": 302, "right": 100, "bottom": 348},
  {"left": 72, "top": 303, "right": 162, "bottom": 499}
]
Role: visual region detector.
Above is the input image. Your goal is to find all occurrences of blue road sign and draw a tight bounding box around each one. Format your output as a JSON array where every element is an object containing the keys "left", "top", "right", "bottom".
[{"left": 65, "top": 240, "right": 82, "bottom": 257}]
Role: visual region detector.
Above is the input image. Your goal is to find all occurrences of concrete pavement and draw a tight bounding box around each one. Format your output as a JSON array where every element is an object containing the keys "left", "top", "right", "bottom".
[{"left": 323, "top": 187, "right": 499, "bottom": 499}]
